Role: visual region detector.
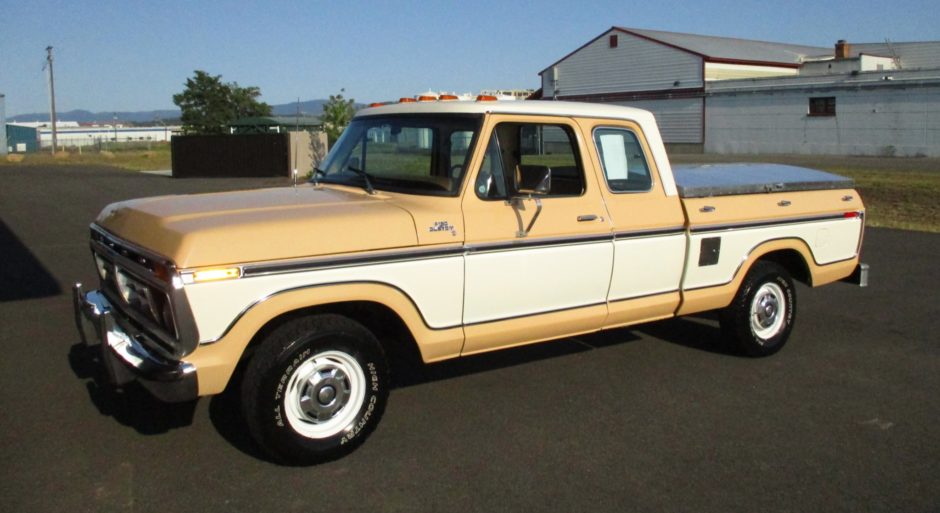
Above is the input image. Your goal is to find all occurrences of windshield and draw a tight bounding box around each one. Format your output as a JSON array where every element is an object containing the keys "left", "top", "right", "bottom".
[{"left": 315, "top": 115, "right": 482, "bottom": 196}]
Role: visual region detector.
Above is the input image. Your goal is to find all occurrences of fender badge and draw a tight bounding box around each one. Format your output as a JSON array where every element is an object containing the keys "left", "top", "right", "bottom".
[{"left": 429, "top": 221, "right": 457, "bottom": 236}]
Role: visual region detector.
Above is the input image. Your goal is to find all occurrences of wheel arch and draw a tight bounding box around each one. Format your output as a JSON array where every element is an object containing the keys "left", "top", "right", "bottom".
[
  {"left": 750, "top": 246, "right": 812, "bottom": 286},
  {"left": 679, "top": 238, "right": 818, "bottom": 316}
]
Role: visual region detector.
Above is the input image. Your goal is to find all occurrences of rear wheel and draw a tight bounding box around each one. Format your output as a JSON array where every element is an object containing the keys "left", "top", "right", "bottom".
[
  {"left": 241, "top": 314, "right": 389, "bottom": 465},
  {"left": 720, "top": 261, "right": 796, "bottom": 357}
]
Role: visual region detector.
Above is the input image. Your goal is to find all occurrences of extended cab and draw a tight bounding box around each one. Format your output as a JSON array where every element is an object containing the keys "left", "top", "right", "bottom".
[{"left": 74, "top": 100, "right": 867, "bottom": 464}]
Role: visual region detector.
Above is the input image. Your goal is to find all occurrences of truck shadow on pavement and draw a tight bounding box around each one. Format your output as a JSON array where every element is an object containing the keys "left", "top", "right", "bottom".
[
  {"left": 67, "top": 342, "right": 198, "bottom": 434},
  {"left": 0, "top": 219, "right": 61, "bottom": 302},
  {"left": 208, "top": 319, "right": 737, "bottom": 461},
  {"left": 207, "top": 329, "right": 646, "bottom": 462},
  {"left": 633, "top": 313, "right": 739, "bottom": 356},
  {"left": 67, "top": 315, "right": 732, "bottom": 461}
]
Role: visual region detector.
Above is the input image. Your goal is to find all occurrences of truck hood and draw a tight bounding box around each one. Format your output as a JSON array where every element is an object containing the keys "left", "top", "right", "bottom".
[{"left": 95, "top": 185, "right": 418, "bottom": 268}]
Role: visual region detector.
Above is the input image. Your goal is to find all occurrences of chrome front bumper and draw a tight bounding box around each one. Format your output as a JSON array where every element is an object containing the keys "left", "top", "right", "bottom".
[{"left": 72, "top": 283, "right": 198, "bottom": 402}]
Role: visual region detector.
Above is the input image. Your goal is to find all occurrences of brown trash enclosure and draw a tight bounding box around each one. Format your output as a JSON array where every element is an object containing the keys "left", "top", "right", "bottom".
[{"left": 170, "top": 132, "right": 326, "bottom": 178}]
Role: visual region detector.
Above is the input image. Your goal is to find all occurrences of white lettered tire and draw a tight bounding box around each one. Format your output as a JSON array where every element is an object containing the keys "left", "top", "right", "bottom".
[
  {"left": 720, "top": 261, "right": 797, "bottom": 357},
  {"left": 241, "top": 314, "right": 389, "bottom": 465}
]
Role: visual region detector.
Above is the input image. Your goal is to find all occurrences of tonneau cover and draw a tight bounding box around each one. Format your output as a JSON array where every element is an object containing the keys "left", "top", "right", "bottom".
[{"left": 674, "top": 164, "right": 854, "bottom": 198}]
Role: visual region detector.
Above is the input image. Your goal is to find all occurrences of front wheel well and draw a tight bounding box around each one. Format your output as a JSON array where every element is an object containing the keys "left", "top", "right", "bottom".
[{"left": 237, "top": 301, "right": 423, "bottom": 387}]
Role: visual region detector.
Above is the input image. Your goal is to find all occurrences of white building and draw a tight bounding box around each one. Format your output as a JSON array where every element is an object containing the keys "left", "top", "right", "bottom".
[
  {"left": 706, "top": 42, "right": 940, "bottom": 157},
  {"left": 36, "top": 125, "right": 180, "bottom": 148},
  {"left": 539, "top": 27, "right": 828, "bottom": 150},
  {"left": 537, "top": 27, "right": 940, "bottom": 156}
]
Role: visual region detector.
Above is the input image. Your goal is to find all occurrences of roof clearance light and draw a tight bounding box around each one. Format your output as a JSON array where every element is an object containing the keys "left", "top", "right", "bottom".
[
  {"left": 368, "top": 102, "right": 387, "bottom": 108},
  {"left": 399, "top": 97, "right": 417, "bottom": 103},
  {"left": 417, "top": 95, "right": 437, "bottom": 102},
  {"left": 191, "top": 267, "right": 241, "bottom": 283},
  {"left": 844, "top": 211, "right": 862, "bottom": 219},
  {"left": 476, "top": 95, "right": 498, "bottom": 102},
  {"left": 439, "top": 94, "right": 459, "bottom": 101}
]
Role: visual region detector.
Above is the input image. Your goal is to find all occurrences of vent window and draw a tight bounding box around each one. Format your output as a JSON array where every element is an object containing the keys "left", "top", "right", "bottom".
[{"left": 609, "top": 35, "right": 618, "bottom": 48}]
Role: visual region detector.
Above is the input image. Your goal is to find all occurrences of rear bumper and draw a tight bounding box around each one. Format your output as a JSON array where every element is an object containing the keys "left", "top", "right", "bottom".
[
  {"left": 72, "top": 283, "right": 198, "bottom": 402},
  {"left": 841, "top": 262, "right": 870, "bottom": 287}
]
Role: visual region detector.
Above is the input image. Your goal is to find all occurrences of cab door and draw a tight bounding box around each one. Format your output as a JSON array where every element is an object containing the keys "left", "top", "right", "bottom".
[
  {"left": 460, "top": 115, "right": 613, "bottom": 355},
  {"left": 576, "top": 118, "right": 687, "bottom": 328}
]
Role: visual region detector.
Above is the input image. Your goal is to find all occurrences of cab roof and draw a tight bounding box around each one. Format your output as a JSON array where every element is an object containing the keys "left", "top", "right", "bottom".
[{"left": 355, "top": 99, "right": 657, "bottom": 124}]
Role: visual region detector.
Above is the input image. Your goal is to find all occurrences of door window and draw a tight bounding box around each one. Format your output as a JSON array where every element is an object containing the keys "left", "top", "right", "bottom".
[{"left": 475, "top": 122, "right": 585, "bottom": 200}]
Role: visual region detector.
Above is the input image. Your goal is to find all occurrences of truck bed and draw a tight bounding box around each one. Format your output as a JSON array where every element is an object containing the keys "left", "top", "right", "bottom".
[{"left": 673, "top": 163, "right": 854, "bottom": 198}]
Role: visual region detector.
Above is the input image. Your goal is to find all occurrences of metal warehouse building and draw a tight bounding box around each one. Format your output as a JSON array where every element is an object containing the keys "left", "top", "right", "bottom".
[
  {"left": 538, "top": 27, "right": 940, "bottom": 156},
  {"left": 6, "top": 124, "right": 40, "bottom": 153}
]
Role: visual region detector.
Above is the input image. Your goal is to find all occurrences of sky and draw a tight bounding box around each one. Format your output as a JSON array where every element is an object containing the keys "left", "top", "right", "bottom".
[{"left": 2, "top": 0, "right": 939, "bottom": 117}]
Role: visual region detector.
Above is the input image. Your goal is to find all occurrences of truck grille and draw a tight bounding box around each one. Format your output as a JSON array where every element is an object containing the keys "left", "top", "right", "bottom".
[{"left": 90, "top": 227, "right": 183, "bottom": 357}]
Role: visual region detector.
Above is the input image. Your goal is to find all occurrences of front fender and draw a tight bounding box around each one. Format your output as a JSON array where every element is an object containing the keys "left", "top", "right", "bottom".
[{"left": 185, "top": 282, "right": 464, "bottom": 396}]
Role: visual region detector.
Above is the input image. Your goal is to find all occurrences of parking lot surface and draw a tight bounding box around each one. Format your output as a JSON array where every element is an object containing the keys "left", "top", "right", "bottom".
[{"left": 1, "top": 165, "right": 938, "bottom": 513}]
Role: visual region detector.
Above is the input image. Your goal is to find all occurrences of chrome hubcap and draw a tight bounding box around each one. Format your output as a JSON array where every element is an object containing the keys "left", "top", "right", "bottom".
[
  {"left": 284, "top": 350, "right": 366, "bottom": 439},
  {"left": 750, "top": 282, "right": 786, "bottom": 342},
  {"left": 298, "top": 368, "right": 351, "bottom": 422},
  {"left": 755, "top": 293, "right": 779, "bottom": 329}
]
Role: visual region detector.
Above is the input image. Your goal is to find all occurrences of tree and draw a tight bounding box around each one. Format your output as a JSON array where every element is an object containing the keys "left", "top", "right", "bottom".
[
  {"left": 172, "top": 70, "right": 272, "bottom": 134},
  {"left": 321, "top": 89, "right": 356, "bottom": 146}
]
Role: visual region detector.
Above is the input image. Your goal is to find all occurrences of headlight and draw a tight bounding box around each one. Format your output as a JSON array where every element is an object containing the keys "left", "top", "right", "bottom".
[
  {"left": 94, "top": 254, "right": 109, "bottom": 281},
  {"left": 115, "top": 268, "right": 178, "bottom": 338}
]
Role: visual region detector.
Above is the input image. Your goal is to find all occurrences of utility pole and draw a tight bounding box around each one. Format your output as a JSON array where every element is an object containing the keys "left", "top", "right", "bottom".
[
  {"left": 1, "top": 94, "right": 7, "bottom": 157},
  {"left": 45, "top": 46, "right": 58, "bottom": 154}
]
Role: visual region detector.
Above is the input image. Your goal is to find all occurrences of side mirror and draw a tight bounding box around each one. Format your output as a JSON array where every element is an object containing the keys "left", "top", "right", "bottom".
[{"left": 515, "top": 165, "right": 551, "bottom": 196}]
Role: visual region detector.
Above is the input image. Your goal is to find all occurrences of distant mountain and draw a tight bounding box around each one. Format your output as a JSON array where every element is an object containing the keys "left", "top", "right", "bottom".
[
  {"left": 9, "top": 109, "right": 181, "bottom": 124},
  {"left": 9, "top": 99, "right": 363, "bottom": 125}
]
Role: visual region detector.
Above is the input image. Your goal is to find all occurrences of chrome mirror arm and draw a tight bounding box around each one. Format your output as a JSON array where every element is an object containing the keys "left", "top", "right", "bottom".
[{"left": 512, "top": 195, "right": 543, "bottom": 238}]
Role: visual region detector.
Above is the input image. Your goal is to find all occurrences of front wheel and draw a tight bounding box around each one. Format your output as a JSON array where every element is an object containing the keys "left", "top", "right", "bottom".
[
  {"left": 241, "top": 314, "right": 389, "bottom": 465},
  {"left": 719, "top": 261, "right": 797, "bottom": 357}
]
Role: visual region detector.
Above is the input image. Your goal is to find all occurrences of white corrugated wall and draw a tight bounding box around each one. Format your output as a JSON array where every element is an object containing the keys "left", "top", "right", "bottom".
[
  {"left": 612, "top": 98, "right": 703, "bottom": 144},
  {"left": 705, "top": 85, "right": 940, "bottom": 156},
  {"left": 542, "top": 29, "right": 703, "bottom": 98}
]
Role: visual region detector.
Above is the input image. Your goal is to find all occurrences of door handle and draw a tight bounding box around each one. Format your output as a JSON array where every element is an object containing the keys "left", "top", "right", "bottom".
[{"left": 577, "top": 214, "right": 599, "bottom": 222}]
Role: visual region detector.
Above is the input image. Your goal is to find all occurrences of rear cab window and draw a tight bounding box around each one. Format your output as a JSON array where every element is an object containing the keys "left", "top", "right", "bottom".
[{"left": 593, "top": 127, "right": 653, "bottom": 193}]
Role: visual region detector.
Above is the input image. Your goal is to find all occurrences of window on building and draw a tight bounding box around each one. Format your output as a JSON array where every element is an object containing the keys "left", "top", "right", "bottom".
[
  {"left": 593, "top": 128, "right": 653, "bottom": 192},
  {"left": 809, "top": 97, "right": 836, "bottom": 117},
  {"left": 609, "top": 35, "right": 618, "bottom": 48},
  {"left": 475, "top": 123, "right": 585, "bottom": 200}
]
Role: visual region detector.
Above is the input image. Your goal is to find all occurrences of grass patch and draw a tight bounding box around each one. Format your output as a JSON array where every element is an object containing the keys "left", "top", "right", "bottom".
[
  {"left": 670, "top": 154, "right": 940, "bottom": 233},
  {"left": 2, "top": 143, "right": 171, "bottom": 171}
]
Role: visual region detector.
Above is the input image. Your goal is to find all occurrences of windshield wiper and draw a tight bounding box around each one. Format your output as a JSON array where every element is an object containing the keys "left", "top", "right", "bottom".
[
  {"left": 311, "top": 167, "right": 326, "bottom": 186},
  {"left": 345, "top": 165, "right": 376, "bottom": 195}
]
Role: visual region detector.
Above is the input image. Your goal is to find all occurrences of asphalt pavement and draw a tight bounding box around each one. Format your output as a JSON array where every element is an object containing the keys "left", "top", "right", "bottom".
[{"left": 1, "top": 165, "right": 937, "bottom": 513}]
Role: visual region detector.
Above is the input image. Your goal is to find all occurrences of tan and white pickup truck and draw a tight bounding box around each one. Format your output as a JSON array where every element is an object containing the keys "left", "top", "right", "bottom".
[{"left": 74, "top": 99, "right": 868, "bottom": 464}]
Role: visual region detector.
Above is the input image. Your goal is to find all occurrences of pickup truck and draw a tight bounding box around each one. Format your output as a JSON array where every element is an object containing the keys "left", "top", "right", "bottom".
[{"left": 74, "top": 99, "right": 868, "bottom": 464}]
